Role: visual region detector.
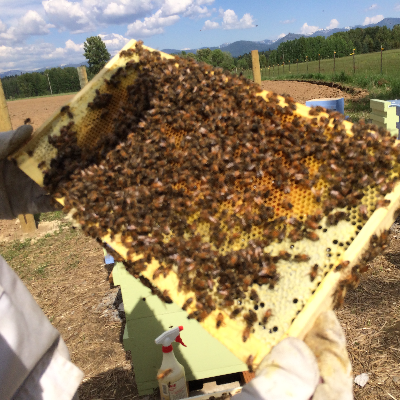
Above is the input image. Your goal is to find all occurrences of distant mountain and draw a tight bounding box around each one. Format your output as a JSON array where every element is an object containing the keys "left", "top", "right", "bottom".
[
  {"left": 0, "top": 70, "right": 24, "bottom": 78},
  {"left": 162, "top": 17, "right": 400, "bottom": 57},
  {"left": 0, "top": 62, "right": 88, "bottom": 79}
]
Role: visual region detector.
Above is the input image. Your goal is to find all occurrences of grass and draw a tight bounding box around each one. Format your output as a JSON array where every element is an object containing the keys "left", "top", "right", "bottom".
[
  {"left": 6, "top": 91, "right": 78, "bottom": 101},
  {"left": 34, "top": 210, "right": 65, "bottom": 223},
  {"left": 260, "top": 48, "right": 400, "bottom": 80},
  {"left": 0, "top": 221, "right": 75, "bottom": 280}
]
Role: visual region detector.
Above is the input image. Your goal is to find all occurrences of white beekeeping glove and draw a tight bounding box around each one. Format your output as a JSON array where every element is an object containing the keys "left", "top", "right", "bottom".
[
  {"left": 233, "top": 311, "right": 353, "bottom": 400},
  {"left": 0, "top": 125, "right": 55, "bottom": 219}
]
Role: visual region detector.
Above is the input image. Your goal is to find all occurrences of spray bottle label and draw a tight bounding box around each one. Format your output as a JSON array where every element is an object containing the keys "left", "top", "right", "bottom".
[
  {"left": 160, "top": 376, "right": 188, "bottom": 400},
  {"left": 168, "top": 376, "right": 188, "bottom": 400}
]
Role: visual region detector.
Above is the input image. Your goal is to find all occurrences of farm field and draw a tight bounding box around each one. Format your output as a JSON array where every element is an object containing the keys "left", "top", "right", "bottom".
[
  {"left": 238, "top": 48, "right": 400, "bottom": 81},
  {"left": 3, "top": 84, "right": 400, "bottom": 400}
]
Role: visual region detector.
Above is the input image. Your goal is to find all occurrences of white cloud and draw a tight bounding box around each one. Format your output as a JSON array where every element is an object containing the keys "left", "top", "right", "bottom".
[
  {"left": 281, "top": 19, "right": 295, "bottom": 24},
  {"left": 161, "top": 0, "right": 194, "bottom": 16},
  {"left": 0, "top": 10, "right": 54, "bottom": 44},
  {"left": 363, "top": 14, "right": 384, "bottom": 25},
  {"left": 221, "top": 9, "right": 255, "bottom": 30},
  {"left": 42, "top": 0, "right": 95, "bottom": 33},
  {"left": 18, "top": 10, "right": 55, "bottom": 35},
  {"left": 0, "top": 20, "right": 7, "bottom": 33},
  {"left": 0, "top": 40, "right": 85, "bottom": 72},
  {"left": 367, "top": 4, "right": 378, "bottom": 10},
  {"left": 126, "top": 10, "right": 179, "bottom": 37},
  {"left": 102, "top": 0, "right": 157, "bottom": 23},
  {"left": 300, "top": 22, "right": 320, "bottom": 35},
  {"left": 277, "top": 33, "right": 286, "bottom": 39},
  {"left": 98, "top": 33, "right": 129, "bottom": 54},
  {"left": 203, "top": 20, "right": 219, "bottom": 29},
  {"left": 326, "top": 18, "right": 339, "bottom": 29}
]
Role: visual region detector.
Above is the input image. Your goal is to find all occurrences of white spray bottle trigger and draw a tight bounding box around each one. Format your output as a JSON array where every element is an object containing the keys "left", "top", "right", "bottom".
[{"left": 155, "top": 326, "right": 187, "bottom": 347}]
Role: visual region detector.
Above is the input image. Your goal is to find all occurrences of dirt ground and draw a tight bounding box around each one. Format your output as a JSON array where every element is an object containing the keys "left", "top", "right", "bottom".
[
  {"left": 3, "top": 83, "right": 400, "bottom": 400},
  {"left": 7, "top": 94, "right": 75, "bottom": 131}
]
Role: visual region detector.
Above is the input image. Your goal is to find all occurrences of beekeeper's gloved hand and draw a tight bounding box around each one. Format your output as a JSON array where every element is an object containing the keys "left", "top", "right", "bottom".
[
  {"left": 234, "top": 310, "right": 353, "bottom": 400},
  {"left": 0, "top": 125, "right": 54, "bottom": 219}
]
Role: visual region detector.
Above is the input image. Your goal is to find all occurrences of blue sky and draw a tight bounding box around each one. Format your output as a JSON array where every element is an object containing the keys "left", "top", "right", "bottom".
[{"left": 0, "top": 0, "right": 399, "bottom": 72}]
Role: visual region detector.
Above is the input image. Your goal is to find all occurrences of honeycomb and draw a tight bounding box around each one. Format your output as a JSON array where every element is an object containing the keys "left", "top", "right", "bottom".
[{"left": 11, "top": 39, "right": 400, "bottom": 370}]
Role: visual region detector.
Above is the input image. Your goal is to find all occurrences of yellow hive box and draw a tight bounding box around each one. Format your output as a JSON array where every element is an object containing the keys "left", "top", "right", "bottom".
[{"left": 11, "top": 40, "right": 400, "bottom": 369}]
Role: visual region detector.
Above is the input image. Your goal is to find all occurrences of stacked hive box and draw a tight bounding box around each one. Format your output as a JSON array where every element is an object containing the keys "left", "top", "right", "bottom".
[
  {"left": 112, "top": 262, "right": 246, "bottom": 395},
  {"left": 370, "top": 99, "right": 400, "bottom": 138}
]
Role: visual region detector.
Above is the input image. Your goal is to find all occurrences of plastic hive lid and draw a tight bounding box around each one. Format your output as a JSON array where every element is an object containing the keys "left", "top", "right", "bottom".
[{"left": 11, "top": 39, "right": 400, "bottom": 369}]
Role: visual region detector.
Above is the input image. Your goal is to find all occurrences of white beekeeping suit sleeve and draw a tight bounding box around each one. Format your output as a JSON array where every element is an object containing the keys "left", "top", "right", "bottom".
[{"left": 0, "top": 256, "right": 84, "bottom": 399}]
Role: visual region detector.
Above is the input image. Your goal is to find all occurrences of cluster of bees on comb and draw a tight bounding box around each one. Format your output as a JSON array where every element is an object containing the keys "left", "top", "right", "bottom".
[{"left": 42, "top": 41, "right": 400, "bottom": 344}]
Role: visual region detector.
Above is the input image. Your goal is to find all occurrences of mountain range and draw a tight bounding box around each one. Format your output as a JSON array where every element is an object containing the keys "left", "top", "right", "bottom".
[
  {"left": 1, "top": 17, "right": 399, "bottom": 78},
  {"left": 0, "top": 62, "right": 88, "bottom": 79},
  {"left": 162, "top": 17, "right": 400, "bottom": 57}
]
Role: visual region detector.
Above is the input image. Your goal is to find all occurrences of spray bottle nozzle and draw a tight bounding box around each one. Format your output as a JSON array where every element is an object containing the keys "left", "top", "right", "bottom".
[
  {"left": 155, "top": 326, "right": 187, "bottom": 349},
  {"left": 175, "top": 334, "right": 187, "bottom": 347}
]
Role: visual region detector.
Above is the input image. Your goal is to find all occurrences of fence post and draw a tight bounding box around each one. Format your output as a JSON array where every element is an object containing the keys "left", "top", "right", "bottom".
[
  {"left": 306, "top": 56, "right": 308, "bottom": 72},
  {"left": 289, "top": 60, "right": 290, "bottom": 72},
  {"left": 380, "top": 45, "right": 383, "bottom": 74},
  {"left": 251, "top": 50, "right": 262, "bottom": 84},
  {"left": 318, "top": 54, "right": 320, "bottom": 74},
  {"left": 352, "top": 49, "right": 355, "bottom": 74},
  {"left": 77, "top": 66, "right": 89, "bottom": 89},
  {"left": 45, "top": 73, "right": 53, "bottom": 95},
  {"left": 297, "top": 59, "right": 298, "bottom": 73},
  {"left": 0, "top": 78, "right": 12, "bottom": 132},
  {"left": 0, "top": 78, "right": 36, "bottom": 233},
  {"left": 334, "top": 51, "right": 336, "bottom": 74}
]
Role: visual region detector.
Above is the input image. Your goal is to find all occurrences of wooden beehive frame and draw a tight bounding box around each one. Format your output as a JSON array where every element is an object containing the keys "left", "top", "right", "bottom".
[{"left": 11, "top": 39, "right": 400, "bottom": 368}]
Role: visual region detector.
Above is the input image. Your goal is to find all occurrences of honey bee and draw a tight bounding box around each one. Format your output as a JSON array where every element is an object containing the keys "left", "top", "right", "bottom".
[
  {"left": 242, "top": 326, "right": 251, "bottom": 342},
  {"left": 294, "top": 254, "right": 310, "bottom": 262},
  {"left": 250, "top": 289, "right": 259, "bottom": 302},
  {"left": 375, "top": 199, "right": 390, "bottom": 209},
  {"left": 305, "top": 231, "right": 319, "bottom": 241},
  {"left": 243, "top": 309, "right": 258, "bottom": 326},
  {"left": 246, "top": 355, "right": 254, "bottom": 372},
  {"left": 262, "top": 308, "right": 272, "bottom": 325},
  {"left": 335, "top": 261, "right": 349, "bottom": 272},
  {"left": 281, "top": 198, "right": 293, "bottom": 210},
  {"left": 359, "top": 204, "right": 368, "bottom": 220},
  {"left": 157, "top": 368, "right": 173, "bottom": 380},
  {"left": 60, "top": 105, "right": 70, "bottom": 113},
  {"left": 182, "top": 297, "right": 193, "bottom": 311},
  {"left": 230, "top": 307, "right": 243, "bottom": 319},
  {"left": 37, "top": 161, "right": 46, "bottom": 169},
  {"left": 305, "top": 218, "right": 318, "bottom": 230},
  {"left": 216, "top": 312, "right": 225, "bottom": 328},
  {"left": 24, "top": 118, "right": 31, "bottom": 124},
  {"left": 310, "top": 264, "right": 318, "bottom": 281},
  {"left": 311, "top": 187, "right": 324, "bottom": 202},
  {"left": 278, "top": 250, "right": 291, "bottom": 260}
]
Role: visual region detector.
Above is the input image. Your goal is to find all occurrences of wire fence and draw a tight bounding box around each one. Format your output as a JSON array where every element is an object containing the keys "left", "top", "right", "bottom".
[{"left": 233, "top": 48, "right": 400, "bottom": 81}]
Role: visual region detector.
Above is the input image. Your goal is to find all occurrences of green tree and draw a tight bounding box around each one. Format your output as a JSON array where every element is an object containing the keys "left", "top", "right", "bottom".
[
  {"left": 83, "top": 36, "right": 111, "bottom": 75},
  {"left": 259, "top": 54, "right": 267, "bottom": 67},
  {"left": 196, "top": 48, "right": 212, "bottom": 63}
]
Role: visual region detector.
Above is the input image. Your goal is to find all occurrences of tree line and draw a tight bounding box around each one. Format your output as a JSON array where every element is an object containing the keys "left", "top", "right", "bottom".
[
  {"left": 2, "top": 36, "right": 111, "bottom": 100},
  {"left": 235, "top": 24, "right": 400, "bottom": 69},
  {"left": 2, "top": 67, "right": 82, "bottom": 99}
]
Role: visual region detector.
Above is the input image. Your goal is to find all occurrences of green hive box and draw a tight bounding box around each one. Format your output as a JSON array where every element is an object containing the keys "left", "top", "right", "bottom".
[
  {"left": 370, "top": 99, "right": 399, "bottom": 137},
  {"left": 112, "top": 262, "right": 246, "bottom": 395}
]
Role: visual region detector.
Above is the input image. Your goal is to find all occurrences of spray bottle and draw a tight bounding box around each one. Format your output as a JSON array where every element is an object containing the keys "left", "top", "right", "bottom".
[{"left": 155, "top": 326, "right": 188, "bottom": 400}]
